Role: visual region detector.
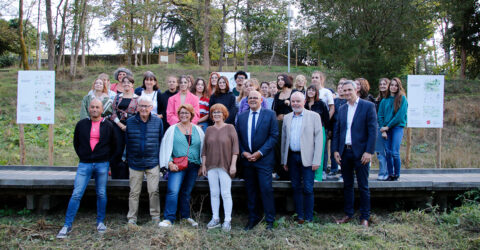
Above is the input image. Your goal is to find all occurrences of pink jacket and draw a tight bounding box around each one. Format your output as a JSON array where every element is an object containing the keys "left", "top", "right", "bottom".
[{"left": 166, "top": 91, "right": 200, "bottom": 125}]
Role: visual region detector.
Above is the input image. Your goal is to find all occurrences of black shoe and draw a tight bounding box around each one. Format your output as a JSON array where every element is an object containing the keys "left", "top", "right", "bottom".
[
  {"left": 393, "top": 176, "right": 400, "bottom": 181},
  {"left": 386, "top": 176, "right": 395, "bottom": 181},
  {"left": 244, "top": 218, "right": 261, "bottom": 231},
  {"left": 266, "top": 222, "right": 274, "bottom": 230}
]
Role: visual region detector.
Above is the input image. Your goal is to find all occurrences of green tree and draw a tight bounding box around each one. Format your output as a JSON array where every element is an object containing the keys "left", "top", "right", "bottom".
[{"left": 299, "top": 0, "right": 436, "bottom": 84}]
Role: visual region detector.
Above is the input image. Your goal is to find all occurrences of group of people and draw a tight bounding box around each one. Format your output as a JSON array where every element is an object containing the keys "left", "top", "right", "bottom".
[{"left": 56, "top": 67, "right": 408, "bottom": 238}]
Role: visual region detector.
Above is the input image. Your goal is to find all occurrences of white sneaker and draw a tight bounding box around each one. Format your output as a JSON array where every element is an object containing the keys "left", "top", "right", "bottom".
[
  {"left": 127, "top": 219, "right": 136, "bottom": 225},
  {"left": 158, "top": 219, "right": 172, "bottom": 228},
  {"left": 97, "top": 222, "right": 107, "bottom": 234},
  {"left": 185, "top": 218, "right": 198, "bottom": 227},
  {"left": 207, "top": 218, "right": 221, "bottom": 229},
  {"left": 56, "top": 226, "right": 71, "bottom": 239},
  {"left": 222, "top": 221, "right": 231, "bottom": 232}
]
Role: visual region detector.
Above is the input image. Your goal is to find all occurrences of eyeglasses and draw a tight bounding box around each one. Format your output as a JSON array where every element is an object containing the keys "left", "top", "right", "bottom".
[
  {"left": 237, "top": 76, "right": 245, "bottom": 80},
  {"left": 179, "top": 112, "right": 191, "bottom": 115},
  {"left": 248, "top": 97, "right": 260, "bottom": 100},
  {"left": 212, "top": 111, "right": 222, "bottom": 114},
  {"left": 138, "top": 105, "right": 152, "bottom": 109}
]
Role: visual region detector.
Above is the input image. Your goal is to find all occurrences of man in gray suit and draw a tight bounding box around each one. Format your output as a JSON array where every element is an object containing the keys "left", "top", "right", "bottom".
[{"left": 281, "top": 92, "right": 324, "bottom": 224}]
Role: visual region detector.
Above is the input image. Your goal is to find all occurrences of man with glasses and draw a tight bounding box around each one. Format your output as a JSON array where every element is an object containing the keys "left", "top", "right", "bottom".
[
  {"left": 125, "top": 96, "right": 164, "bottom": 226},
  {"left": 232, "top": 71, "right": 248, "bottom": 96},
  {"left": 236, "top": 91, "right": 279, "bottom": 230}
]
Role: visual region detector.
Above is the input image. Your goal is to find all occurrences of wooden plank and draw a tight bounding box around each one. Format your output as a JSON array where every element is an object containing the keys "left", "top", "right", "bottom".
[
  {"left": 405, "top": 128, "right": 412, "bottom": 168},
  {"left": 19, "top": 124, "right": 26, "bottom": 164}
]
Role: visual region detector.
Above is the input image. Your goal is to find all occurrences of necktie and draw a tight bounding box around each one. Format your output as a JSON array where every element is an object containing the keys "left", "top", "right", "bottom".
[{"left": 251, "top": 111, "right": 257, "bottom": 151}]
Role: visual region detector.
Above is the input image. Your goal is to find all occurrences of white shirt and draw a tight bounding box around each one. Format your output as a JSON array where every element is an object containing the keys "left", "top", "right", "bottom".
[
  {"left": 319, "top": 88, "right": 334, "bottom": 109},
  {"left": 141, "top": 90, "right": 158, "bottom": 114},
  {"left": 247, "top": 108, "right": 262, "bottom": 152},
  {"left": 345, "top": 97, "right": 359, "bottom": 145},
  {"left": 289, "top": 110, "right": 304, "bottom": 152}
]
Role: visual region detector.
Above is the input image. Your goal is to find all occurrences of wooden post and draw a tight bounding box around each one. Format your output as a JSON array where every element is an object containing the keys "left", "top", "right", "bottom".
[
  {"left": 173, "top": 51, "right": 176, "bottom": 64},
  {"left": 19, "top": 124, "right": 26, "bottom": 164},
  {"left": 405, "top": 128, "right": 411, "bottom": 168},
  {"left": 158, "top": 51, "right": 161, "bottom": 64},
  {"left": 48, "top": 124, "right": 54, "bottom": 165},
  {"left": 436, "top": 128, "right": 442, "bottom": 168}
]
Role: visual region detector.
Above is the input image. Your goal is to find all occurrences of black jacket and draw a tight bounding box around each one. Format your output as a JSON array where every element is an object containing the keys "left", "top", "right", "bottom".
[
  {"left": 305, "top": 100, "right": 330, "bottom": 130},
  {"left": 158, "top": 90, "right": 177, "bottom": 132},
  {"left": 74, "top": 118, "right": 119, "bottom": 163},
  {"left": 209, "top": 92, "right": 238, "bottom": 124},
  {"left": 125, "top": 114, "right": 163, "bottom": 170}
]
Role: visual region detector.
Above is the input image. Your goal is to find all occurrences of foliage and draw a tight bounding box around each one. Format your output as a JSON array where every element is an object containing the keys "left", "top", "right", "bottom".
[
  {"left": 0, "top": 18, "right": 37, "bottom": 56},
  {"left": 181, "top": 51, "right": 197, "bottom": 64},
  {"left": 0, "top": 55, "right": 16, "bottom": 68},
  {"left": 298, "top": 0, "right": 436, "bottom": 88}
]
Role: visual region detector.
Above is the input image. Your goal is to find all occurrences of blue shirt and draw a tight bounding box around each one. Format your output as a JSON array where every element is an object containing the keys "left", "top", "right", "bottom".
[{"left": 289, "top": 110, "right": 304, "bottom": 151}]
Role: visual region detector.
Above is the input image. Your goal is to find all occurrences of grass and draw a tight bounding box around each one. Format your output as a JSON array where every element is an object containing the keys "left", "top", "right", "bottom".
[
  {"left": 1, "top": 203, "right": 480, "bottom": 249},
  {"left": 0, "top": 64, "right": 479, "bottom": 167}
]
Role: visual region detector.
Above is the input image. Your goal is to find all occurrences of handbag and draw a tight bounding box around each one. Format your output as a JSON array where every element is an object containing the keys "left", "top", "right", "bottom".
[{"left": 173, "top": 128, "right": 191, "bottom": 171}]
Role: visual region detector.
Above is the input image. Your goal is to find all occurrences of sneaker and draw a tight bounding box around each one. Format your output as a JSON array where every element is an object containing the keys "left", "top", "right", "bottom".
[
  {"left": 328, "top": 171, "right": 337, "bottom": 176},
  {"left": 222, "top": 221, "right": 231, "bottom": 232},
  {"left": 207, "top": 218, "right": 221, "bottom": 229},
  {"left": 152, "top": 217, "right": 160, "bottom": 224},
  {"left": 185, "top": 218, "right": 198, "bottom": 227},
  {"left": 322, "top": 171, "right": 327, "bottom": 181},
  {"left": 337, "top": 176, "right": 343, "bottom": 182},
  {"left": 97, "top": 222, "right": 107, "bottom": 234},
  {"left": 56, "top": 226, "right": 71, "bottom": 239},
  {"left": 158, "top": 219, "right": 173, "bottom": 228},
  {"left": 127, "top": 219, "right": 137, "bottom": 225}
]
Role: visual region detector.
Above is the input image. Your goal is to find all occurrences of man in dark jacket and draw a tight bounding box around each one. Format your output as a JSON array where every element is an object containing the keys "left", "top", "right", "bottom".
[
  {"left": 57, "top": 98, "right": 119, "bottom": 239},
  {"left": 125, "top": 96, "right": 164, "bottom": 226}
]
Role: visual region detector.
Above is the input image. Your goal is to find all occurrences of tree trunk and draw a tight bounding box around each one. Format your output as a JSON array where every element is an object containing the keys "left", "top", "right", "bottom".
[
  {"left": 57, "top": 0, "right": 68, "bottom": 71},
  {"left": 243, "top": 0, "right": 250, "bottom": 71},
  {"left": 233, "top": 0, "right": 239, "bottom": 70},
  {"left": 19, "top": 0, "right": 29, "bottom": 70},
  {"left": 218, "top": 3, "right": 227, "bottom": 71},
  {"left": 139, "top": 38, "right": 143, "bottom": 66},
  {"left": 81, "top": 30, "right": 86, "bottom": 68},
  {"left": 202, "top": 0, "right": 211, "bottom": 70},
  {"left": 69, "top": 0, "right": 80, "bottom": 78},
  {"left": 45, "top": 0, "right": 55, "bottom": 70},
  {"left": 36, "top": 0, "right": 42, "bottom": 69},
  {"left": 460, "top": 47, "right": 466, "bottom": 79},
  {"left": 127, "top": 0, "right": 134, "bottom": 65},
  {"left": 71, "top": 0, "right": 87, "bottom": 78},
  {"left": 269, "top": 41, "right": 276, "bottom": 67}
]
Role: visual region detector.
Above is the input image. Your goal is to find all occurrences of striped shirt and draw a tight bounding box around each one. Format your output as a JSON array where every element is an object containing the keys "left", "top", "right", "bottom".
[{"left": 199, "top": 96, "right": 210, "bottom": 118}]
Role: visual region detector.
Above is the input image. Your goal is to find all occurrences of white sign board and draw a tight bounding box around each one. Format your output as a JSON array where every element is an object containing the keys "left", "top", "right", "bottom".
[
  {"left": 217, "top": 72, "right": 251, "bottom": 92},
  {"left": 16, "top": 71, "right": 55, "bottom": 124},
  {"left": 160, "top": 56, "right": 169, "bottom": 63},
  {"left": 407, "top": 75, "right": 444, "bottom": 128}
]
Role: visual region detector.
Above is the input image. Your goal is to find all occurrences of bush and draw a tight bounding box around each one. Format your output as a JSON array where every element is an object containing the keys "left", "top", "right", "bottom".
[
  {"left": 0, "top": 55, "right": 16, "bottom": 68},
  {"left": 181, "top": 51, "right": 197, "bottom": 64}
]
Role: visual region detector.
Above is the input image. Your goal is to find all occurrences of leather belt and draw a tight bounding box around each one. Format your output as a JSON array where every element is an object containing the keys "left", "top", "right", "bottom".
[{"left": 344, "top": 144, "right": 352, "bottom": 149}]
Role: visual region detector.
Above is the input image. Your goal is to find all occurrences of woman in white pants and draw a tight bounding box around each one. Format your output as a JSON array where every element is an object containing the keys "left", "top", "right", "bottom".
[{"left": 200, "top": 103, "right": 239, "bottom": 232}]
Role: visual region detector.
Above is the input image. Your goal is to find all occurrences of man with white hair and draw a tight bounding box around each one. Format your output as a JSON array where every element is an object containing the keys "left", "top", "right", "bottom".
[
  {"left": 281, "top": 92, "right": 324, "bottom": 224},
  {"left": 125, "top": 96, "right": 164, "bottom": 226}
]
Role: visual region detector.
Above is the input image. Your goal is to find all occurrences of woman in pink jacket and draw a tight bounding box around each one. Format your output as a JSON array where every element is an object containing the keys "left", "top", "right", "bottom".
[{"left": 167, "top": 75, "right": 200, "bottom": 125}]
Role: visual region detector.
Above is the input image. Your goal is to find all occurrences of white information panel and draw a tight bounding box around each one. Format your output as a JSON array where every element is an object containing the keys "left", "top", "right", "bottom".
[
  {"left": 16, "top": 71, "right": 55, "bottom": 124},
  {"left": 217, "top": 72, "right": 250, "bottom": 92},
  {"left": 407, "top": 75, "right": 444, "bottom": 128}
]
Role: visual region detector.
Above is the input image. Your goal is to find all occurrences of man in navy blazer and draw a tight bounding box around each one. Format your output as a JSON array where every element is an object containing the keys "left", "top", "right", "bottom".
[
  {"left": 236, "top": 90, "right": 279, "bottom": 230},
  {"left": 332, "top": 80, "right": 377, "bottom": 228}
]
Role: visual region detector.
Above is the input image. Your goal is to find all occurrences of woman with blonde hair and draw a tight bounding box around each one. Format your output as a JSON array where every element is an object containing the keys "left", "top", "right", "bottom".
[
  {"left": 294, "top": 75, "right": 307, "bottom": 94},
  {"left": 80, "top": 78, "right": 113, "bottom": 119},
  {"left": 238, "top": 78, "right": 268, "bottom": 114}
]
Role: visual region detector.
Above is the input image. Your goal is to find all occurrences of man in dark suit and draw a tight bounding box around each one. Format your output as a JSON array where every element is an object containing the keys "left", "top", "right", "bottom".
[
  {"left": 332, "top": 80, "right": 377, "bottom": 228},
  {"left": 236, "top": 90, "right": 279, "bottom": 230}
]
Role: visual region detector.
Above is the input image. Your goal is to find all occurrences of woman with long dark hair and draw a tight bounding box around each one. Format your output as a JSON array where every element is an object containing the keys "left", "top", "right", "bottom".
[
  {"left": 208, "top": 76, "right": 237, "bottom": 124},
  {"left": 305, "top": 85, "right": 329, "bottom": 181},
  {"left": 378, "top": 77, "right": 408, "bottom": 181},
  {"left": 191, "top": 78, "right": 210, "bottom": 132}
]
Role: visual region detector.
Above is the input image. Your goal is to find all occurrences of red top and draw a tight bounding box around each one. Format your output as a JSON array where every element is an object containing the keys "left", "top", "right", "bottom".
[{"left": 199, "top": 96, "right": 210, "bottom": 118}]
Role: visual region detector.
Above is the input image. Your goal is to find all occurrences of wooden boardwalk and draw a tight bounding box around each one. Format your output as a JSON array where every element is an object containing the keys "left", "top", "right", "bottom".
[{"left": 1, "top": 165, "right": 479, "bottom": 210}]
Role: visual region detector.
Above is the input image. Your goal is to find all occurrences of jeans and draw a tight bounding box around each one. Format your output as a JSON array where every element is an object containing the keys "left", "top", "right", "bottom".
[
  {"left": 127, "top": 166, "right": 160, "bottom": 222},
  {"left": 163, "top": 163, "right": 199, "bottom": 223},
  {"left": 207, "top": 168, "right": 233, "bottom": 222},
  {"left": 287, "top": 152, "right": 315, "bottom": 221},
  {"left": 243, "top": 161, "right": 276, "bottom": 224},
  {"left": 198, "top": 121, "right": 209, "bottom": 133},
  {"left": 384, "top": 126, "right": 404, "bottom": 177},
  {"left": 341, "top": 148, "right": 370, "bottom": 220},
  {"left": 64, "top": 162, "right": 109, "bottom": 228},
  {"left": 375, "top": 128, "right": 388, "bottom": 178}
]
